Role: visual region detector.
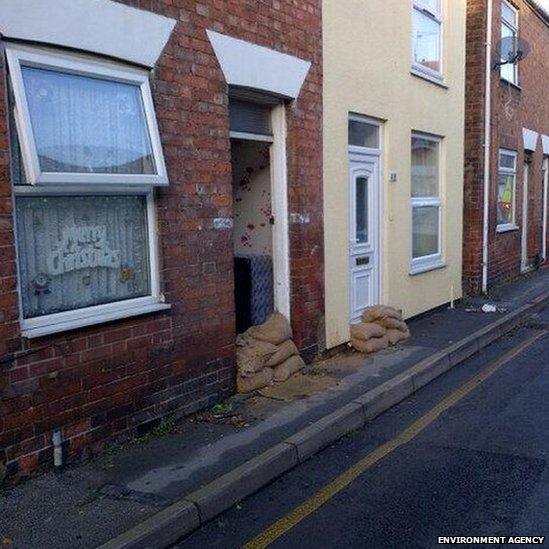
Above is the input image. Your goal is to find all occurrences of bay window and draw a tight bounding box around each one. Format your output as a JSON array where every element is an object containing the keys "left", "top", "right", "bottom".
[
  {"left": 6, "top": 44, "right": 169, "bottom": 337},
  {"left": 411, "top": 133, "right": 443, "bottom": 274},
  {"left": 412, "top": 0, "right": 443, "bottom": 80},
  {"left": 497, "top": 149, "right": 517, "bottom": 231}
]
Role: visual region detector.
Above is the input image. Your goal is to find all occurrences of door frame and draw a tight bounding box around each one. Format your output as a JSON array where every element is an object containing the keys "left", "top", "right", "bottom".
[
  {"left": 521, "top": 160, "right": 529, "bottom": 272},
  {"left": 348, "top": 114, "right": 383, "bottom": 323},
  {"left": 270, "top": 104, "right": 291, "bottom": 321},
  {"left": 229, "top": 103, "right": 290, "bottom": 323},
  {"left": 542, "top": 156, "right": 548, "bottom": 263}
]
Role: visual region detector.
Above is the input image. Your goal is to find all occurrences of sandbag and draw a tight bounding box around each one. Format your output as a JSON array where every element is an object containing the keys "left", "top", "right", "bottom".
[
  {"left": 380, "top": 317, "right": 408, "bottom": 332},
  {"left": 387, "top": 329, "right": 410, "bottom": 346},
  {"left": 237, "top": 367, "right": 274, "bottom": 393},
  {"left": 361, "top": 305, "right": 402, "bottom": 323},
  {"left": 248, "top": 313, "right": 293, "bottom": 345},
  {"left": 265, "top": 339, "right": 299, "bottom": 368},
  {"left": 236, "top": 339, "right": 278, "bottom": 376},
  {"left": 350, "top": 322, "right": 386, "bottom": 341},
  {"left": 273, "top": 355, "right": 306, "bottom": 382},
  {"left": 351, "top": 335, "right": 389, "bottom": 354}
]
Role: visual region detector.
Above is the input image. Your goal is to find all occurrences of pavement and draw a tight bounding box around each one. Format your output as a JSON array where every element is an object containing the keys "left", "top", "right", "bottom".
[
  {"left": 177, "top": 307, "right": 549, "bottom": 549},
  {"left": 0, "top": 269, "right": 548, "bottom": 549}
]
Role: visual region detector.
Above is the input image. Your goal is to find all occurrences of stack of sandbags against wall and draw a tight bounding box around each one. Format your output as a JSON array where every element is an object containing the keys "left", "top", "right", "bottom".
[
  {"left": 236, "top": 313, "right": 305, "bottom": 392},
  {"left": 351, "top": 305, "right": 410, "bottom": 354}
]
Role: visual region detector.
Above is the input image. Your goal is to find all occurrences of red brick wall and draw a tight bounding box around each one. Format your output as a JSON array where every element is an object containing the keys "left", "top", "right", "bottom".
[
  {"left": 463, "top": 0, "right": 488, "bottom": 295},
  {"left": 0, "top": 0, "right": 323, "bottom": 480},
  {"left": 464, "top": 0, "right": 549, "bottom": 294}
]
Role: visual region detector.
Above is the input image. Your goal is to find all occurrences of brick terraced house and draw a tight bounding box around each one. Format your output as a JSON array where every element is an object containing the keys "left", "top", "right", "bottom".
[
  {"left": 0, "top": 0, "right": 323, "bottom": 480},
  {"left": 463, "top": 0, "right": 549, "bottom": 294}
]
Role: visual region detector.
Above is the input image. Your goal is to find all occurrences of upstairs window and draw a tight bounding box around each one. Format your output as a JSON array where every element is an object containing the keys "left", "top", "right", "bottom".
[
  {"left": 7, "top": 44, "right": 167, "bottom": 186},
  {"left": 412, "top": 0, "right": 443, "bottom": 80},
  {"left": 500, "top": 1, "right": 519, "bottom": 85},
  {"left": 6, "top": 44, "right": 168, "bottom": 337}
]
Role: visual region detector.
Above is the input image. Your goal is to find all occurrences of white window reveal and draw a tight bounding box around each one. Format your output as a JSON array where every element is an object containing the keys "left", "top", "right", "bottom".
[
  {"left": 500, "top": 0, "right": 519, "bottom": 85},
  {"left": 412, "top": 0, "right": 443, "bottom": 81},
  {"left": 410, "top": 133, "right": 444, "bottom": 274},
  {"left": 7, "top": 43, "right": 168, "bottom": 186},
  {"left": 497, "top": 149, "right": 518, "bottom": 232},
  {"left": 6, "top": 44, "right": 169, "bottom": 338}
]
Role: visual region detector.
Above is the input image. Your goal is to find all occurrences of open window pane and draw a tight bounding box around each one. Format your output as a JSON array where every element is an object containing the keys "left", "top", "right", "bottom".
[
  {"left": 21, "top": 67, "right": 156, "bottom": 175},
  {"left": 412, "top": 9, "right": 441, "bottom": 74},
  {"left": 412, "top": 137, "right": 439, "bottom": 197},
  {"left": 417, "top": 0, "right": 441, "bottom": 15},
  {"left": 15, "top": 195, "right": 151, "bottom": 319},
  {"left": 497, "top": 173, "right": 515, "bottom": 225},
  {"left": 502, "top": 2, "right": 517, "bottom": 26},
  {"left": 349, "top": 120, "right": 379, "bottom": 148},
  {"left": 413, "top": 206, "right": 439, "bottom": 258},
  {"left": 355, "top": 175, "right": 369, "bottom": 244}
]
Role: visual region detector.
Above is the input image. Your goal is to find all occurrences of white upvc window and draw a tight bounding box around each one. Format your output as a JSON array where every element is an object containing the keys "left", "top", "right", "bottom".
[
  {"left": 410, "top": 132, "right": 444, "bottom": 274},
  {"left": 497, "top": 149, "right": 518, "bottom": 232},
  {"left": 6, "top": 44, "right": 169, "bottom": 338},
  {"left": 500, "top": 0, "right": 519, "bottom": 85},
  {"left": 7, "top": 43, "right": 168, "bottom": 186},
  {"left": 412, "top": 0, "right": 443, "bottom": 81}
]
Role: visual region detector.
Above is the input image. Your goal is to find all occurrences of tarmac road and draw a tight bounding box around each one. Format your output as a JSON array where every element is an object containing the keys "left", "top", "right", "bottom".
[{"left": 175, "top": 307, "right": 549, "bottom": 549}]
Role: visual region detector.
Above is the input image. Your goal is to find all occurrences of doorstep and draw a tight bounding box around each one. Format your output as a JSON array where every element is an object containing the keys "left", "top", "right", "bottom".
[{"left": 1, "top": 269, "right": 548, "bottom": 549}]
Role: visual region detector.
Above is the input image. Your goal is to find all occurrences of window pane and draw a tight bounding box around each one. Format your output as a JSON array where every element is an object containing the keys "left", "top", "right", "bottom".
[
  {"left": 411, "top": 136, "right": 439, "bottom": 197},
  {"left": 22, "top": 67, "right": 156, "bottom": 174},
  {"left": 15, "top": 195, "right": 151, "bottom": 318},
  {"left": 498, "top": 173, "right": 514, "bottom": 225},
  {"left": 349, "top": 120, "right": 379, "bottom": 148},
  {"left": 499, "top": 152, "right": 516, "bottom": 170},
  {"left": 413, "top": 206, "right": 439, "bottom": 258},
  {"left": 356, "top": 176, "right": 369, "bottom": 243},
  {"left": 413, "top": 10, "right": 441, "bottom": 73},
  {"left": 229, "top": 99, "right": 272, "bottom": 136}
]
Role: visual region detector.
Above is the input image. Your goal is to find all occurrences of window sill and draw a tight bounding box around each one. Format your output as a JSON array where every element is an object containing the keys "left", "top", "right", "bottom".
[
  {"left": 496, "top": 224, "right": 519, "bottom": 233},
  {"left": 409, "top": 259, "right": 446, "bottom": 276},
  {"left": 21, "top": 300, "right": 171, "bottom": 339},
  {"left": 410, "top": 68, "right": 448, "bottom": 89}
]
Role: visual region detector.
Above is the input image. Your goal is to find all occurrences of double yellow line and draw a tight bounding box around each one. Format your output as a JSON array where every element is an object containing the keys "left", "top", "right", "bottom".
[{"left": 244, "top": 330, "right": 546, "bottom": 549}]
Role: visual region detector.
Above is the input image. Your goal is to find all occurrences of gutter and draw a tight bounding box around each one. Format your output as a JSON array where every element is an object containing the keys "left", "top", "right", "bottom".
[{"left": 482, "top": 0, "right": 493, "bottom": 294}]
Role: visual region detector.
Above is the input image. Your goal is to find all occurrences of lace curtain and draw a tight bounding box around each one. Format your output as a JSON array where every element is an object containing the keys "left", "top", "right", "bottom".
[
  {"left": 16, "top": 195, "right": 151, "bottom": 318},
  {"left": 22, "top": 66, "right": 156, "bottom": 174}
]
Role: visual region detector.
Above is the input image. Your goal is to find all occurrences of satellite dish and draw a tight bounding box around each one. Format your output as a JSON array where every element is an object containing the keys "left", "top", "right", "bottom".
[{"left": 493, "top": 36, "right": 531, "bottom": 69}]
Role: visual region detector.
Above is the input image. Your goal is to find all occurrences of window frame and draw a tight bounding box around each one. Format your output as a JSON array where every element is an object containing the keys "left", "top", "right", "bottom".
[
  {"left": 500, "top": 0, "right": 519, "bottom": 86},
  {"left": 7, "top": 44, "right": 170, "bottom": 338},
  {"left": 496, "top": 148, "right": 518, "bottom": 232},
  {"left": 410, "top": 132, "right": 444, "bottom": 274},
  {"left": 12, "top": 184, "right": 169, "bottom": 338},
  {"left": 6, "top": 42, "right": 168, "bottom": 186},
  {"left": 411, "top": 0, "right": 444, "bottom": 82}
]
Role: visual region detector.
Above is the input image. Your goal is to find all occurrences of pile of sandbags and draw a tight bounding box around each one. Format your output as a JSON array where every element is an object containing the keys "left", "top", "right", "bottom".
[
  {"left": 351, "top": 305, "right": 410, "bottom": 354},
  {"left": 236, "top": 313, "right": 305, "bottom": 393}
]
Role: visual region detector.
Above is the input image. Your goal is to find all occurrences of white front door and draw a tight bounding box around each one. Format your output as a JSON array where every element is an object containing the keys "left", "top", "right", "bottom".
[
  {"left": 521, "top": 161, "right": 529, "bottom": 272},
  {"left": 349, "top": 156, "right": 380, "bottom": 323}
]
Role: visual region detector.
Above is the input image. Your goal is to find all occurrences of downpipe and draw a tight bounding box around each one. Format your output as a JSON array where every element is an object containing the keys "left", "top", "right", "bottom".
[
  {"left": 482, "top": 0, "right": 493, "bottom": 294},
  {"left": 52, "top": 429, "right": 63, "bottom": 472}
]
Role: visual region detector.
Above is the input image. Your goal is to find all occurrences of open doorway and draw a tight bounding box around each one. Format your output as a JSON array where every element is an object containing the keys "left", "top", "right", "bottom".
[
  {"left": 229, "top": 95, "right": 290, "bottom": 335},
  {"left": 231, "top": 138, "right": 274, "bottom": 333}
]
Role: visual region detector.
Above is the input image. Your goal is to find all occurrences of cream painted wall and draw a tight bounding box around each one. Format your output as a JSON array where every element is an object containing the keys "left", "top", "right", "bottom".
[{"left": 323, "top": 0, "right": 466, "bottom": 348}]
